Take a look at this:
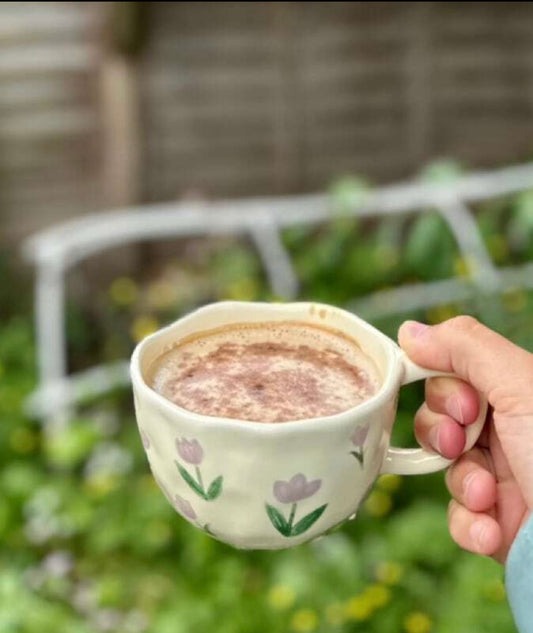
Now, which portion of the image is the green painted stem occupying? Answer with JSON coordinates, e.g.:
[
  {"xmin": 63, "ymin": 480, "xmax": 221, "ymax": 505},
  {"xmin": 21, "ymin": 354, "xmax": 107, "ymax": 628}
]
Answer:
[
  {"xmin": 195, "ymin": 466, "xmax": 204, "ymax": 493},
  {"xmin": 288, "ymin": 503, "xmax": 297, "ymax": 528}
]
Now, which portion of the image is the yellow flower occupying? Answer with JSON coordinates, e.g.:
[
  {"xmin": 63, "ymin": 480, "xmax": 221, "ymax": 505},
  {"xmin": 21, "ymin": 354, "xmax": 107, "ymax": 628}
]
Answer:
[
  {"xmin": 377, "ymin": 246, "xmax": 400, "ymax": 271},
  {"xmin": 425, "ymin": 304, "xmax": 459, "ymax": 325},
  {"xmin": 136, "ymin": 573, "xmax": 173, "ymax": 608},
  {"xmin": 404, "ymin": 611, "xmax": 432, "ymax": 633},
  {"xmin": 109, "ymin": 277, "xmax": 139, "ymax": 306},
  {"xmin": 267, "ymin": 585, "xmax": 295, "ymax": 610},
  {"xmin": 146, "ymin": 280, "xmax": 178, "ymax": 310},
  {"xmin": 325, "ymin": 602, "xmax": 345, "ymax": 626},
  {"xmin": 140, "ymin": 474, "xmax": 159, "ymax": 493},
  {"xmin": 10, "ymin": 428, "xmax": 38, "ymax": 454},
  {"xmin": 483, "ymin": 579, "xmax": 506, "ymax": 602},
  {"xmin": 502, "ymin": 288, "xmax": 528, "ymax": 313},
  {"xmin": 145, "ymin": 520, "xmax": 172, "ymax": 547},
  {"xmin": 453, "ymin": 256, "xmax": 473, "ymax": 278},
  {"xmin": 130, "ymin": 316, "xmax": 160, "ymax": 343},
  {"xmin": 377, "ymin": 473, "xmax": 402, "ymax": 492},
  {"xmin": 84, "ymin": 474, "xmax": 119, "ymax": 497},
  {"xmin": 363, "ymin": 490, "xmax": 392, "ymax": 518},
  {"xmin": 266, "ymin": 294, "xmax": 285, "ymax": 303},
  {"xmin": 290, "ymin": 608, "xmax": 318, "ymax": 632},
  {"xmin": 223, "ymin": 278, "xmax": 259, "ymax": 301},
  {"xmin": 487, "ymin": 234, "xmax": 508, "ymax": 263},
  {"xmin": 375, "ymin": 561, "xmax": 403, "ymax": 585},
  {"xmin": 363, "ymin": 584, "xmax": 391, "ymax": 608},
  {"xmin": 345, "ymin": 595, "xmax": 374, "ymax": 621}
]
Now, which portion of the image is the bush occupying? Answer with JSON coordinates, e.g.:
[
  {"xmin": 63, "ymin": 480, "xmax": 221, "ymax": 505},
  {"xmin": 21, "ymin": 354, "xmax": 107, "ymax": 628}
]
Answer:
[{"xmin": 2, "ymin": 164, "xmax": 532, "ymax": 632}]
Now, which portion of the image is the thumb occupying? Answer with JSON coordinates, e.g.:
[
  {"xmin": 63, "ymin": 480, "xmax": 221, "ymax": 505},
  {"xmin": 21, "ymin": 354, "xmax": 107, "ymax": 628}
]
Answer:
[{"xmin": 398, "ymin": 316, "xmax": 533, "ymax": 409}]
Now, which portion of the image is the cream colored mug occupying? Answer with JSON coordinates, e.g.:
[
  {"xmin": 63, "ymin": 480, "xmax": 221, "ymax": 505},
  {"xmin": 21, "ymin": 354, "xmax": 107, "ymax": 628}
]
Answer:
[{"xmin": 131, "ymin": 302, "xmax": 486, "ymax": 550}]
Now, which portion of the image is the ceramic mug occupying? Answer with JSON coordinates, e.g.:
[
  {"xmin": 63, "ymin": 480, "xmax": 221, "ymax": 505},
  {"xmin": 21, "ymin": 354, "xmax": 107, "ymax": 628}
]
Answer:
[{"xmin": 131, "ymin": 301, "xmax": 486, "ymax": 550}]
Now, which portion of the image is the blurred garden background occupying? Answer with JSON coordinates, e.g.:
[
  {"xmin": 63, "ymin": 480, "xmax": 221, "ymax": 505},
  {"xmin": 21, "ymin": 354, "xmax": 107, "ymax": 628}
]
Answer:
[{"xmin": 3, "ymin": 2, "xmax": 533, "ymax": 632}]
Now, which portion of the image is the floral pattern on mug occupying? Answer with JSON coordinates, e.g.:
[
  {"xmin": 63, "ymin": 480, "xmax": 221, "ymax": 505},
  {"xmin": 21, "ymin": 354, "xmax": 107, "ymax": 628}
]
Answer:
[
  {"xmin": 176, "ymin": 438, "xmax": 203, "ymax": 464},
  {"xmin": 350, "ymin": 424, "xmax": 369, "ymax": 467},
  {"xmin": 175, "ymin": 437, "xmax": 223, "ymax": 501},
  {"xmin": 265, "ymin": 473, "xmax": 327, "ymax": 537},
  {"xmin": 174, "ymin": 494, "xmax": 197, "ymax": 520},
  {"xmin": 139, "ymin": 429, "xmax": 150, "ymax": 450},
  {"xmin": 155, "ymin": 477, "xmax": 213, "ymax": 534}
]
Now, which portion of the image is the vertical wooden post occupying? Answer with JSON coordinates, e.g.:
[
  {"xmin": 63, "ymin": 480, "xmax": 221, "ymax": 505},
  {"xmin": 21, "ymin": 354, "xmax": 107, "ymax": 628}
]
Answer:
[
  {"xmin": 101, "ymin": 55, "xmax": 141, "ymax": 207},
  {"xmin": 272, "ymin": 2, "xmax": 303, "ymax": 194},
  {"xmin": 100, "ymin": 2, "xmax": 147, "ymax": 207},
  {"xmin": 405, "ymin": 3, "xmax": 433, "ymax": 170}
]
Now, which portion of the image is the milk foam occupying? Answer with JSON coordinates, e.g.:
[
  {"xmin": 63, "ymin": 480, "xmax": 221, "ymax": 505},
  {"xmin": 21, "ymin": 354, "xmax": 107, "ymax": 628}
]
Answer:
[{"xmin": 150, "ymin": 321, "xmax": 382, "ymax": 423}]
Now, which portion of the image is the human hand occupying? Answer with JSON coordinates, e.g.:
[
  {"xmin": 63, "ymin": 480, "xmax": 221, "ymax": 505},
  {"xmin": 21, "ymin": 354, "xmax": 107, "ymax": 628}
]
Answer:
[{"xmin": 398, "ymin": 316, "xmax": 533, "ymax": 563}]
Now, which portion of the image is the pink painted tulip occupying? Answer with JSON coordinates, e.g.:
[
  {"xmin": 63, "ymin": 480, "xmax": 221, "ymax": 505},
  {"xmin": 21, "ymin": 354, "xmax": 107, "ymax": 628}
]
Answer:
[
  {"xmin": 155, "ymin": 478, "xmax": 198, "ymax": 521},
  {"xmin": 155, "ymin": 477, "xmax": 172, "ymax": 502},
  {"xmin": 351, "ymin": 425, "xmax": 369, "ymax": 448},
  {"xmin": 140, "ymin": 429, "xmax": 150, "ymax": 450},
  {"xmin": 176, "ymin": 438, "xmax": 204, "ymax": 465},
  {"xmin": 174, "ymin": 495, "xmax": 197, "ymax": 520},
  {"xmin": 273, "ymin": 473, "xmax": 321, "ymax": 504}
]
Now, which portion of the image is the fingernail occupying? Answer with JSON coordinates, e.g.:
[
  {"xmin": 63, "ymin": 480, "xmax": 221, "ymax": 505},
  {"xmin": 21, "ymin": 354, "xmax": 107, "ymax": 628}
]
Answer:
[
  {"xmin": 403, "ymin": 320, "xmax": 429, "ymax": 339},
  {"xmin": 446, "ymin": 395, "xmax": 464, "ymax": 425},
  {"xmin": 470, "ymin": 521, "xmax": 487, "ymax": 550},
  {"xmin": 429, "ymin": 426, "xmax": 441, "ymax": 453},
  {"xmin": 462, "ymin": 471, "xmax": 477, "ymax": 502}
]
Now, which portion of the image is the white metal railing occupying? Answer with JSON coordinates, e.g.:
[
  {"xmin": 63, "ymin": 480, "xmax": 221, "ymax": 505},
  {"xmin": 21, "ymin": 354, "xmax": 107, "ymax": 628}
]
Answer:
[{"xmin": 22, "ymin": 162, "xmax": 533, "ymax": 423}]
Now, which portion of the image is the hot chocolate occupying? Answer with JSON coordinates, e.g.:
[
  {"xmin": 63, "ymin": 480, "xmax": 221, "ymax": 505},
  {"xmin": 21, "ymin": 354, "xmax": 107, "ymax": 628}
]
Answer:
[{"xmin": 149, "ymin": 321, "xmax": 381, "ymax": 423}]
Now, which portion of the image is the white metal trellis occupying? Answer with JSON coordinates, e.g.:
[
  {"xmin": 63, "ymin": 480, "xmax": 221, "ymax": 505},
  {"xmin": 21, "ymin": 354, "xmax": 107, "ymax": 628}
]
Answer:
[{"xmin": 22, "ymin": 162, "xmax": 533, "ymax": 423}]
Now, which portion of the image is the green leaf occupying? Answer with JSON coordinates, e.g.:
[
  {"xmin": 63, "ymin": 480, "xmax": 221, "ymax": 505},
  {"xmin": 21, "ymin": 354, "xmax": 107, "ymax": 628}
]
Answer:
[
  {"xmin": 206, "ymin": 475, "xmax": 223, "ymax": 501},
  {"xmin": 419, "ymin": 159, "xmax": 463, "ymax": 184},
  {"xmin": 508, "ymin": 189, "xmax": 533, "ymax": 250},
  {"xmin": 350, "ymin": 450, "xmax": 364, "ymax": 467},
  {"xmin": 265, "ymin": 504, "xmax": 291, "ymax": 536},
  {"xmin": 290, "ymin": 504, "xmax": 328, "ymax": 537},
  {"xmin": 330, "ymin": 176, "xmax": 371, "ymax": 214},
  {"xmin": 175, "ymin": 461, "xmax": 206, "ymax": 500},
  {"xmin": 404, "ymin": 213, "xmax": 457, "ymax": 280}
]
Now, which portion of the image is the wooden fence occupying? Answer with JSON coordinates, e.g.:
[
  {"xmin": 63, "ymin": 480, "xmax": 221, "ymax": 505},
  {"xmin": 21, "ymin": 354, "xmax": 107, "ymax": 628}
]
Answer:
[{"xmin": 2, "ymin": 2, "xmax": 533, "ymax": 241}]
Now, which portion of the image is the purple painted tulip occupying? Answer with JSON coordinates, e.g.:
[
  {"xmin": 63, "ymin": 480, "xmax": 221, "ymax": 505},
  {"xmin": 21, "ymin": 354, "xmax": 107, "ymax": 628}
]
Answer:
[
  {"xmin": 273, "ymin": 473, "xmax": 321, "ymax": 504},
  {"xmin": 351, "ymin": 425, "xmax": 369, "ymax": 448},
  {"xmin": 176, "ymin": 438, "xmax": 204, "ymax": 465},
  {"xmin": 155, "ymin": 477, "xmax": 172, "ymax": 503},
  {"xmin": 174, "ymin": 495, "xmax": 197, "ymax": 520},
  {"xmin": 155, "ymin": 478, "xmax": 198, "ymax": 520},
  {"xmin": 140, "ymin": 429, "xmax": 150, "ymax": 450}
]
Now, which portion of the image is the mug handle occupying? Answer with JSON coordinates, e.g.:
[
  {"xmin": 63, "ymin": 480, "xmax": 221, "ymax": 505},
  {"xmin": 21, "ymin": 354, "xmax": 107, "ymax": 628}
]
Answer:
[{"xmin": 380, "ymin": 352, "xmax": 488, "ymax": 475}]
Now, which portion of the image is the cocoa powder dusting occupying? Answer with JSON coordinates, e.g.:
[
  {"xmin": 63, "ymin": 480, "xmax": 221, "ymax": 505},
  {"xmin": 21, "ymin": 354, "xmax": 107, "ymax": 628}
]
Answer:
[{"xmin": 150, "ymin": 322, "xmax": 381, "ymax": 423}]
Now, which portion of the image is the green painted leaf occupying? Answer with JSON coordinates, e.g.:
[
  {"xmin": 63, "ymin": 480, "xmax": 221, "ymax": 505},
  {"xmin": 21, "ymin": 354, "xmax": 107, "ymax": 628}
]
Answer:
[
  {"xmin": 175, "ymin": 461, "xmax": 206, "ymax": 499},
  {"xmin": 206, "ymin": 475, "xmax": 223, "ymax": 500},
  {"xmin": 350, "ymin": 450, "xmax": 364, "ymax": 467},
  {"xmin": 290, "ymin": 504, "xmax": 327, "ymax": 537},
  {"xmin": 265, "ymin": 503, "xmax": 291, "ymax": 536}
]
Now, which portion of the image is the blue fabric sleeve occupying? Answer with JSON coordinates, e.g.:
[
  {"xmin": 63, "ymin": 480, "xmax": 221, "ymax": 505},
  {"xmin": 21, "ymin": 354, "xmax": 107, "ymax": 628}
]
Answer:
[{"xmin": 506, "ymin": 512, "xmax": 533, "ymax": 633}]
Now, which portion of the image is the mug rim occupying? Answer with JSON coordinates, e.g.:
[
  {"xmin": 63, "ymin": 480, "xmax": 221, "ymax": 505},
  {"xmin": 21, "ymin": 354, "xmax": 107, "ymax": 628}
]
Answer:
[{"xmin": 130, "ymin": 301, "xmax": 402, "ymax": 434}]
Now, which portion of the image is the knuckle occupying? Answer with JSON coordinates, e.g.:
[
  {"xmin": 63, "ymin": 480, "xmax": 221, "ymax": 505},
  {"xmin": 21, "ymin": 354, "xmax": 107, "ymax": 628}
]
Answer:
[
  {"xmin": 424, "ymin": 376, "xmax": 440, "ymax": 396},
  {"xmin": 446, "ymin": 315, "xmax": 480, "ymax": 334},
  {"xmin": 447, "ymin": 501, "xmax": 465, "ymax": 542},
  {"xmin": 444, "ymin": 466, "xmax": 453, "ymax": 491},
  {"xmin": 447, "ymin": 499, "xmax": 458, "ymax": 522},
  {"xmin": 445, "ymin": 461, "xmax": 460, "ymax": 493},
  {"xmin": 425, "ymin": 376, "xmax": 461, "ymax": 400},
  {"xmin": 413, "ymin": 405, "xmax": 428, "ymax": 432}
]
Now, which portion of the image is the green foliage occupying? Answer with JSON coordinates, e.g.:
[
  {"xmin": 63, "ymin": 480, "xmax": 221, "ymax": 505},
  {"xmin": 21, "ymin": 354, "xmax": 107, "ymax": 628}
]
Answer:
[
  {"xmin": 2, "ymin": 165, "xmax": 533, "ymax": 632},
  {"xmin": 404, "ymin": 213, "xmax": 457, "ymax": 280}
]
